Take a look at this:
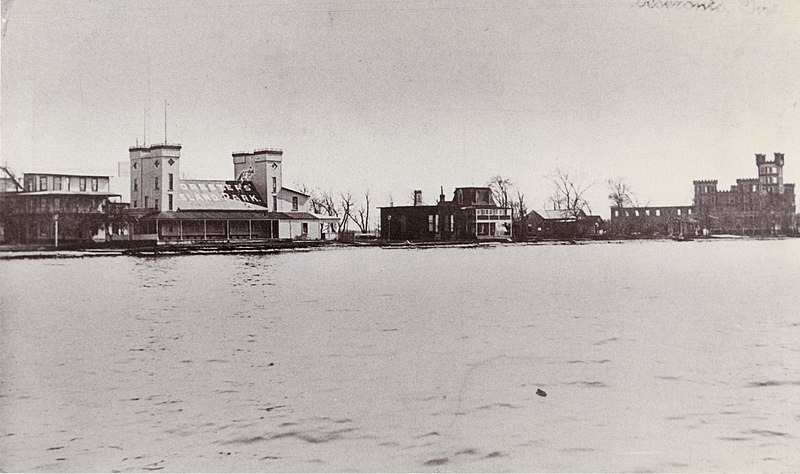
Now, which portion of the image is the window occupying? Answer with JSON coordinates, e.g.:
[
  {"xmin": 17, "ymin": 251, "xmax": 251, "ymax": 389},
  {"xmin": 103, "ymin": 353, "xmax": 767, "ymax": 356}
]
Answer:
[
  {"xmin": 677, "ymin": 208, "xmax": 682, "ymax": 216},
  {"xmin": 450, "ymin": 215, "xmax": 454, "ymax": 232},
  {"xmin": 168, "ymin": 194, "xmax": 173, "ymax": 211},
  {"xmin": 144, "ymin": 196, "xmax": 149, "ymax": 207},
  {"xmin": 655, "ymin": 209, "xmax": 661, "ymax": 217},
  {"xmin": 634, "ymin": 210, "xmax": 639, "ymax": 217},
  {"xmin": 154, "ymin": 177, "xmax": 159, "ymax": 190},
  {"xmin": 428, "ymin": 215, "xmax": 435, "ymax": 232},
  {"xmin": 292, "ymin": 196, "xmax": 298, "ymax": 211},
  {"xmin": 272, "ymin": 177, "xmax": 277, "ymax": 193},
  {"xmin": 168, "ymin": 173, "xmax": 174, "ymax": 191},
  {"xmin": 273, "ymin": 196, "xmax": 277, "ymax": 211},
  {"xmin": 54, "ymin": 177, "xmax": 62, "ymax": 191},
  {"xmin": 39, "ymin": 176, "xmax": 47, "ymax": 191},
  {"xmin": 154, "ymin": 198, "xmax": 159, "ymax": 209},
  {"xmin": 613, "ymin": 210, "xmax": 619, "ymax": 217},
  {"xmin": 688, "ymin": 208, "xmax": 692, "ymax": 214},
  {"xmin": 79, "ymin": 178, "xmax": 86, "ymax": 191},
  {"xmin": 133, "ymin": 179, "xmax": 138, "ymax": 191},
  {"xmin": 302, "ymin": 223, "xmax": 308, "ymax": 235},
  {"xmin": 645, "ymin": 209, "xmax": 650, "ymax": 216},
  {"xmin": 134, "ymin": 200, "xmax": 138, "ymax": 208}
]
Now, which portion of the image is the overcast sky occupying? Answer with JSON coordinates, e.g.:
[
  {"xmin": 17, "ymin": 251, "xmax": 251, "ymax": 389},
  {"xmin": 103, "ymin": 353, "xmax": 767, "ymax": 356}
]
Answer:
[{"xmin": 2, "ymin": 0, "xmax": 799, "ymax": 216}]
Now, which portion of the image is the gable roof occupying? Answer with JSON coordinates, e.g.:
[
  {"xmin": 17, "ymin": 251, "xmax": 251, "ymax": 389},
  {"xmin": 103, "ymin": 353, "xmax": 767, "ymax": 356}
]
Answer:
[
  {"xmin": 279, "ymin": 186, "xmax": 310, "ymax": 197},
  {"xmin": 529, "ymin": 209, "xmax": 593, "ymax": 220}
]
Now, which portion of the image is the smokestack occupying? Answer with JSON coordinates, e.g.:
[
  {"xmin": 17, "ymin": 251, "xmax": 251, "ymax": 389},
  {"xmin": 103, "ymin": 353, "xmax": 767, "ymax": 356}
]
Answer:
[{"xmin": 414, "ymin": 190, "xmax": 423, "ymax": 206}]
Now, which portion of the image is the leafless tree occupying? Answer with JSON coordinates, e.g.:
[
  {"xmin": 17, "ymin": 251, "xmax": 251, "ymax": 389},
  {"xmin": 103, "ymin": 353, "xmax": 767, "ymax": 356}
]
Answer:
[
  {"xmin": 488, "ymin": 175, "xmax": 513, "ymax": 207},
  {"xmin": 319, "ymin": 190, "xmax": 341, "ymax": 232},
  {"xmin": 546, "ymin": 168, "xmax": 594, "ymax": 217},
  {"xmin": 607, "ymin": 177, "xmax": 637, "ymax": 208},
  {"xmin": 299, "ymin": 184, "xmax": 324, "ymax": 214},
  {"xmin": 339, "ymin": 191, "xmax": 355, "ymax": 232},
  {"xmin": 512, "ymin": 187, "xmax": 528, "ymax": 240},
  {"xmin": 350, "ymin": 190, "xmax": 371, "ymax": 233}
]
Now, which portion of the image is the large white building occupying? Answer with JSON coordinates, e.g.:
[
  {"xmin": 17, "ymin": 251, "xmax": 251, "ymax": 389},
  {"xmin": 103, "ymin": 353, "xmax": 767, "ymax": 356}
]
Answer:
[{"xmin": 128, "ymin": 143, "xmax": 337, "ymax": 241}]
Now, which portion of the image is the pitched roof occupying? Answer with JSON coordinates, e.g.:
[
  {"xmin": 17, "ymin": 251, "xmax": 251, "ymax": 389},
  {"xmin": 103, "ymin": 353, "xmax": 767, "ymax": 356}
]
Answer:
[
  {"xmin": 139, "ymin": 210, "xmax": 333, "ymax": 221},
  {"xmin": 279, "ymin": 186, "xmax": 311, "ymax": 197},
  {"xmin": 177, "ymin": 179, "xmax": 267, "ymax": 211}
]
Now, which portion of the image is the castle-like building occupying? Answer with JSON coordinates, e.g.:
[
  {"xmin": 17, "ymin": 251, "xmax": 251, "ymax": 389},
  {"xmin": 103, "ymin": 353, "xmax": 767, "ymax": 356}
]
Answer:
[
  {"xmin": 610, "ymin": 152, "xmax": 797, "ymax": 237},
  {"xmin": 692, "ymin": 153, "xmax": 795, "ymax": 235}
]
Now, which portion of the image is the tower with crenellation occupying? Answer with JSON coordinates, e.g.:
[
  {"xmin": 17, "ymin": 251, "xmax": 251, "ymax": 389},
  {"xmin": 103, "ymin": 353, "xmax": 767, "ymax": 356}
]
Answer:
[
  {"xmin": 756, "ymin": 152, "xmax": 785, "ymax": 194},
  {"xmin": 129, "ymin": 143, "xmax": 181, "ymax": 212},
  {"xmin": 231, "ymin": 148, "xmax": 283, "ymax": 212}
]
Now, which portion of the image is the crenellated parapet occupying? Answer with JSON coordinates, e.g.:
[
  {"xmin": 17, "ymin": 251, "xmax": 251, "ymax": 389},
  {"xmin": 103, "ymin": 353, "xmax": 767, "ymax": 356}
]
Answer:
[{"xmin": 693, "ymin": 180, "xmax": 718, "ymax": 194}]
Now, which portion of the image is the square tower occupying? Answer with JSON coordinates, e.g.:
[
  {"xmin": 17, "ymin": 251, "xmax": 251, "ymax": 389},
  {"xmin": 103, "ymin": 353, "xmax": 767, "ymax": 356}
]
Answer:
[
  {"xmin": 232, "ymin": 148, "xmax": 283, "ymax": 211},
  {"xmin": 129, "ymin": 144, "xmax": 181, "ymax": 211},
  {"xmin": 756, "ymin": 152, "xmax": 784, "ymax": 193}
]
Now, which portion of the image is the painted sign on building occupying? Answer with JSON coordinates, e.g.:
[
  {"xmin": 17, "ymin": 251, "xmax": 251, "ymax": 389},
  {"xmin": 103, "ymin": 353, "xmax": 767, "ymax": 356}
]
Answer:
[{"xmin": 178, "ymin": 180, "xmax": 267, "ymax": 210}]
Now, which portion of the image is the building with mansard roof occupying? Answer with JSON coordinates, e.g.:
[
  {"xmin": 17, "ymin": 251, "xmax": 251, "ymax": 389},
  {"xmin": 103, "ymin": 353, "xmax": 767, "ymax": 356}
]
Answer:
[{"xmin": 379, "ymin": 187, "xmax": 512, "ymax": 241}]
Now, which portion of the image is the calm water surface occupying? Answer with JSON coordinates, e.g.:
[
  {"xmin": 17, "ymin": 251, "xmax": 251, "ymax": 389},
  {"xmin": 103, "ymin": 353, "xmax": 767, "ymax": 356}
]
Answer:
[{"xmin": 1, "ymin": 240, "xmax": 799, "ymax": 472}]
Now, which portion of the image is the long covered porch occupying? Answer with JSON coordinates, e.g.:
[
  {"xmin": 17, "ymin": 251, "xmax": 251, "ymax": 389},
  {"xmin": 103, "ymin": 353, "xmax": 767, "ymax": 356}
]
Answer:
[{"xmin": 133, "ymin": 211, "xmax": 335, "ymax": 242}]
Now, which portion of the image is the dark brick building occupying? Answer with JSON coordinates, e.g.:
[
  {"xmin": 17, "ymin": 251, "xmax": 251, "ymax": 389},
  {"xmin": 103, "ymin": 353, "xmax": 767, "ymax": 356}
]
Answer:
[
  {"xmin": 609, "ymin": 205, "xmax": 698, "ymax": 238},
  {"xmin": 693, "ymin": 153, "xmax": 796, "ymax": 235},
  {"xmin": 609, "ymin": 152, "xmax": 796, "ymax": 237},
  {"xmin": 525, "ymin": 209, "xmax": 603, "ymax": 239},
  {"xmin": 380, "ymin": 187, "xmax": 512, "ymax": 241}
]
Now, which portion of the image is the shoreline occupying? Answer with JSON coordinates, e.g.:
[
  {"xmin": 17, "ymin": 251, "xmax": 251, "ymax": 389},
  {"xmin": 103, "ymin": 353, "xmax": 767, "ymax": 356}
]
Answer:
[{"xmin": 0, "ymin": 235, "xmax": 794, "ymax": 260}]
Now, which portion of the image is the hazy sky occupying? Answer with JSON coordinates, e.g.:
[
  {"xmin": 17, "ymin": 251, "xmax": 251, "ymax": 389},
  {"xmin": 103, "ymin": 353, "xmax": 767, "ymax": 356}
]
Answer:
[{"xmin": 2, "ymin": 0, "xmax": 799, "ymax": 216}]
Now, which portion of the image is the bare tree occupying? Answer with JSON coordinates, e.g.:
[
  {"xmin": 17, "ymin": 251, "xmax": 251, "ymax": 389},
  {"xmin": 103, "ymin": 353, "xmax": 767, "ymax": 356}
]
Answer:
[
  {"xmin": 339, "ymin": 191, "xmax": 355, "ymax": 232},
  {"xmin": 350, "ymin": 190, "xmax": 371, "ymax": 233},
  {"xmin": 512, "ymin": 187, "xmax": 527, "ymax": 240},
  {"xmin": 319, "ymin": 190, "xmax": 341, "ymax": 232},
  {"xmin": 607, "ymin": 177, "xmax": 637, "ymax": 208},
  {"xmin": 547, "ymin": 168, "xmax": 594, "ymax": 217},
  {"xmin": 299, "ymin": 184, "xmax": 325, "ymax": 214},
  {"xmin": 488, "ymin": 175, "xmax": 513, "ymax": 207}
]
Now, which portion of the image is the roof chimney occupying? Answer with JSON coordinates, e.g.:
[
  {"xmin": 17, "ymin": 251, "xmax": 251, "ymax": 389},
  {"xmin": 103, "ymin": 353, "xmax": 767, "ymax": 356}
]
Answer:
[{"xmin": 414, "ymin": 190, "xmax": 423, "ymax": 206}]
